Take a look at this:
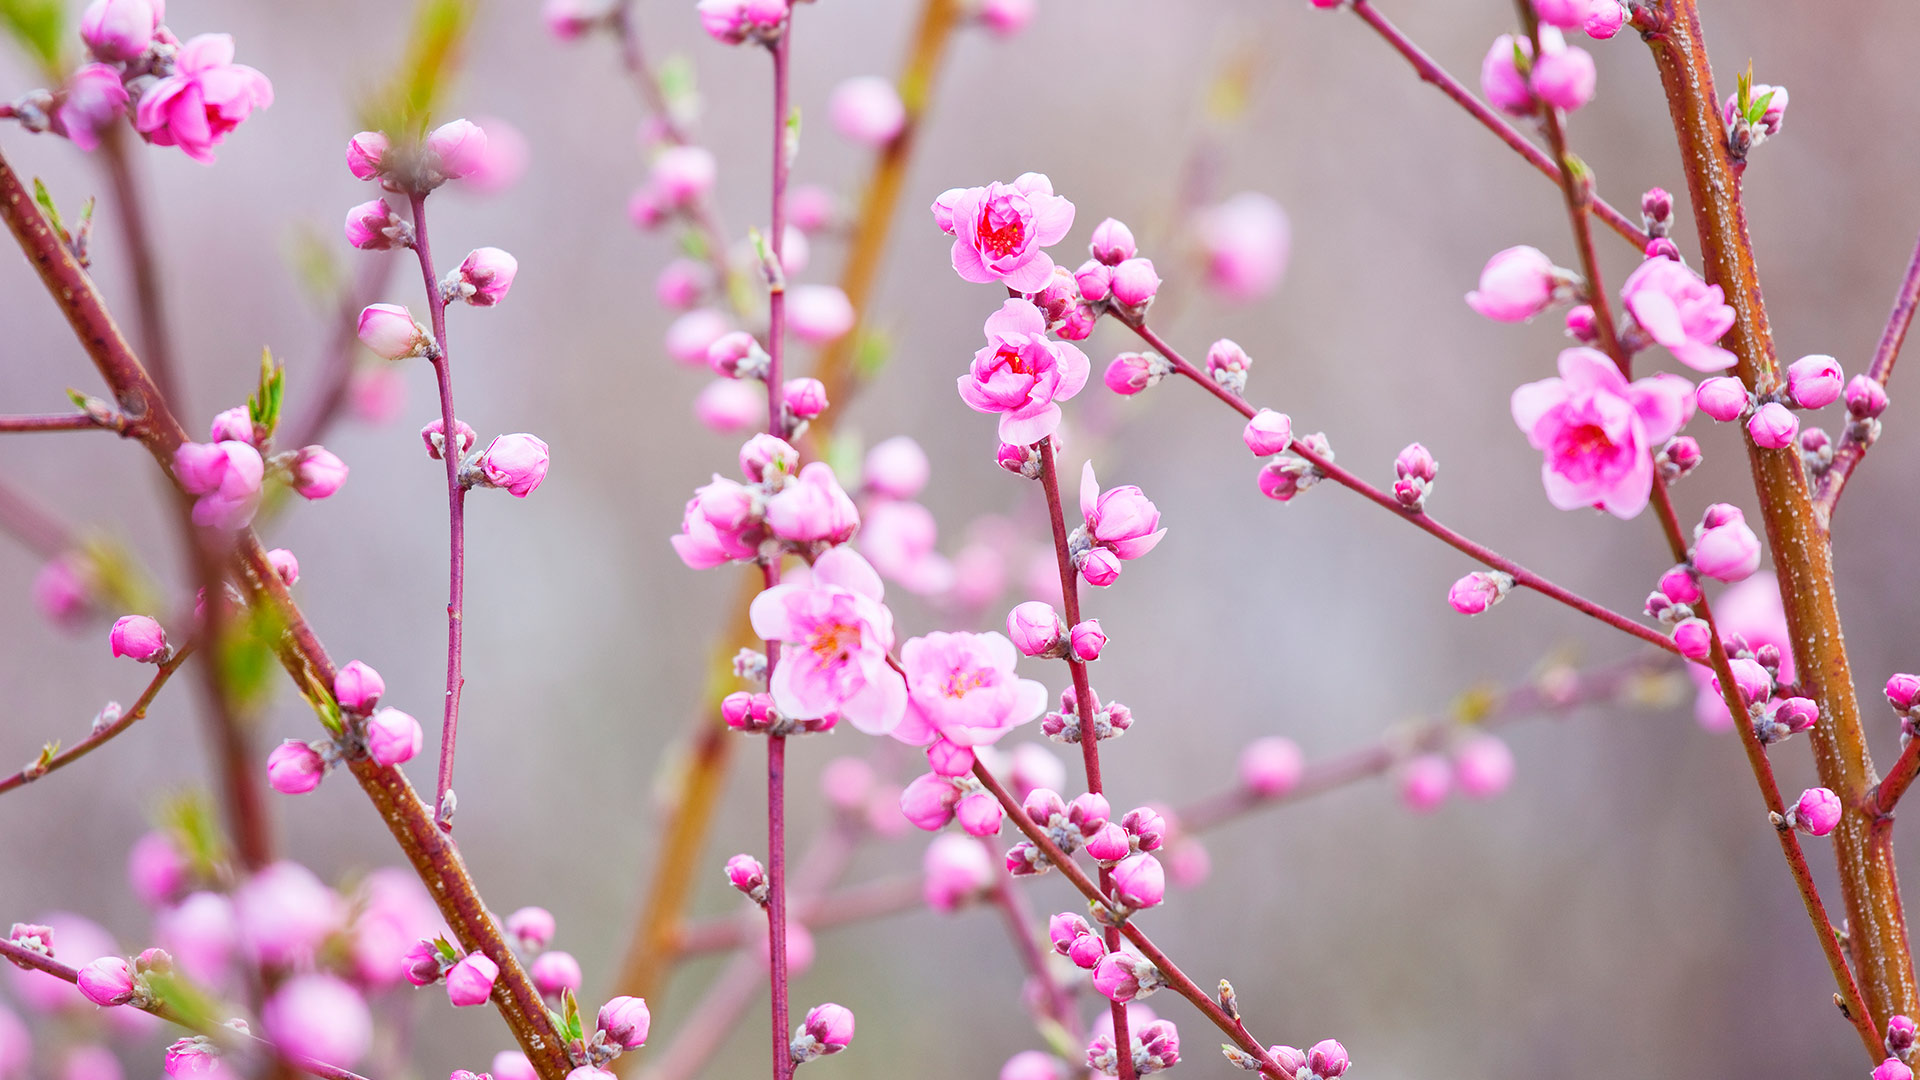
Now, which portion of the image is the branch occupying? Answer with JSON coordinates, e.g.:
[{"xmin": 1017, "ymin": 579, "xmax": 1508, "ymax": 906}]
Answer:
[
  {"xmin": 0, "ymin": 643, "xmax": 194, "ymax": 796},
  {"xmin": 1811, "ymin": 225, "xmax": 1920, "ymax": 529},
  {"xmin": 0, "ymin": 938, "xmax": 370, "ymax": 1080},
  {"xmin": 0, "ymin": 412, "xmax": 124, "ymax": 433}
]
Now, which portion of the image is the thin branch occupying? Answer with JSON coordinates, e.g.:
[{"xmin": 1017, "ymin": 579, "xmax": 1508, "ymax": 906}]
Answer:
[
  {"xmin": 1812, "ymin": 226, "xmax": 1920, "ymax": 529},
  {"xmin": 0, "ymin": 412, "xmax": 123, "ymax": 433},
  {"xmin": 0, "ymin": 643, "xmax": 194, "ymax": 795},
  {"xmin": 0, "ymin": 938, "xmax": 370, "ymax": 1080}
]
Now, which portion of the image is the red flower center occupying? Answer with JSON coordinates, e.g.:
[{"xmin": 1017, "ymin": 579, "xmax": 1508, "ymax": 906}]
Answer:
[{"xmin": 977, "ymin": 206, "xmax": 1027, "ymax": 260}]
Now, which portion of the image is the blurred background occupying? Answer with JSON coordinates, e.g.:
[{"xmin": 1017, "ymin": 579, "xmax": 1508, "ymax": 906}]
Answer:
[{"xmin": 5, "ymin": 0, "xmax": 1920, "ymax": 1077}]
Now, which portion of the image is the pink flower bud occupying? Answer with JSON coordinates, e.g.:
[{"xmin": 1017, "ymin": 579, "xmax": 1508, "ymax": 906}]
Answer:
[
  {"xmin": 956, "ymin": 792, "xmax": 1004, "ymax": 837},
  {"xmin": 345, "ymin": 131, "xmax": 388, "ymax": 181},
  {"xmin": 1243, "ymin": 410, "xmax": 1293, "ymax": 455},
  {"xmin": 1120, "ymin": 805, "xmax": 1166, "ymax": 851},
  {"xmin": 900, "ymin": 772, "xmax": 960, "ymax": 831},
  {"xmin": 726, "ymin": 853, "xmax": 767, "ymax": 898},
  {"xmin": 1747, "ymin": 401, "xmax": 1799, "ymax": 449},
  {"xmin": 1718, "ymin": 656, "xmax": 1774, "ymax": 706},
  {"xmin": 493, "ymin": 1053, "xmax": 538, "ymax": 1080},
  {"xmin": 207, "ymin": 406, "xmax": 253, "ymax": 446},
  {"xmin": 1887, "ymin": 674, "xmax": 1920, "ymax": 713},
  {"xmin": 81, "ymin": 0, "xmax": 161, "ymax": 60},
  {"xmin": 828, "ymin": 76, "xmax": 905, "ymax": 145},
  {"xmin": 923, "ymin": 738, "xmax": 974, "ymax": 778},
  {"xmin": 782, "ymin": 377, "xmax": 829, "ymax": 420},
  {"xmin": 1562, "ymin": 303, "xmax": 1598, "ymax": 343},
  {"xmin": 1447, "ymin": 571, "xmax": 1510, "ymax": 615},
  {"xmin": 1530, "ymin": 43, "xmax": 1596, "ymax": 111},
  {"xmin": 856, "ymin": 438, "xmax": 928, "ymax": 503},
  {"xmin": 765, "ymin": 462, "xmax": 860, "ymax": 544},
  {"xmin": 1079, "ymin": 548, "xmax": 1122, "ymax": 588},
  {"xmin": 76, "ymin": 957, "xmax": 135, "ymax": 1007},
  {"xmin": 1092, "ymin": 952, "xmax": 1148, "ymax": 1002},
  {"xmin": 263, "ymin": 547, "xmax": 300, "ymax": 588},
  {"xmin": 923, "ymin": 834, "xmax": 995, "ymax": 912},
  {"xmin": 333, "ymin": 661, "xmax": 384, "ymax": 713},
  {"xmin": 454, "ymin": 247, "xmax": 517, "ymax": 307},
  {"xmin": 1585, "ymin": 1, "xmax": 1626, "ymax": 38},
  {"xmin": 1089, "ymin": 218, "xmax": 1136, "ymax": 266},
  {"xmin": 1465, "ymin": 245, "xmax": 1558, "ymax": 322},
  {"xmin": 530, "ymin": 950, "xmax": 580, "ymax": 998},
  {"xmin": 1655, "ymin": 566, "xmax": 1702, "ymax": 609},
  {"xmin": 1103, "ymin": 353, "xmax": 1162, "ymax": 396},
  {"xmin": 1481, "ymin": 34, "xmax": 1536, "ymax": 116},
  {"xmin": 787, "ymin": 285, "xmax": 857, "ymax": 344},
  {"xmin": 1271, "ymin": 1046, "xmax": 1309, "ymax": 1077},
  {"xmin": 1065, "ymin": 931, "xmax": 1107, "ymax": 970},
  {"xmin": 427, "ymin": 119, "xmax": 489, "ymax": 180},
  {"xmin": 479, "ymin": 434, "xmax": 550, "ymax": 497},
  {"xmin": 289, "ymin": 446, "xmax": 348, "ymax": 500},
  {"xmin": 364, "ymin": 707, "xmax": 422, "ymax": 767},
  {"xmin": 1875, "ymin": 1058, "xmax": 1915, "ymax": 1080},
  {"xmin": 403, "ymin": 940, "xmax": 444, "ymax": 987},
  {"xmin": 651, "ymin": 145, "xmax": 717, "ymax": 206},
  {"xmin": 598, "ymin": 995, "xmax": 651, "ymax": 1050},
  {"xmin": 358, "ymin": 303, "xmax": 428, "ymax": 360},
  {"xmin": 1782, "ymin": 354, "xmax": 1843, "ymax": 410},
  {"xmin": 739, "ymin": 433, "xmax": 799, "ymax": 483},
  {"xmin": 420, "ymin": 417, "xmax": 477, "ymax": 461},
  {"xmin": 1694, "ymin": 519, "xmax": 1761, "ymax": 582},
  {"xmin": 706, "ymin": 331, "xmax": 768, "ymax": 380},
  {"xmin": 1006, "ymin": 602, "xmax": 1066, "ymax": 658},
  {"xmin": 110, "ymin": 615, "xmax": 167, "ymax": 662},
  {"xmin": 1693, "ymin": 376, "xmax": 1748, "ymax": 423},
  {"xmin": 445, "ymin": 952, "xmax": 499, "ymax": 1007},
  {"xmin": 1071, "ymin": 259, "xmax": 1112, "ymax": 304},
  {"xmin": 1887, "ymin": 1015, "xmax": 1917, "ymax": 1055},
  {"xmin": 1109, "ymin": 258, "xmax": 1160, "ymax": 308},
  {"xmin": 1066, "ymin": 792, "xmax": 1110, "ymax": 837},
  {"xmin": 1081, "ymin": 821, "xmax": 1128, "ymax": 863},
  {"xmin": 1452, "ymin": 733, "xmax": 1514, "ymax": 798},
  {"xmin": 1238, "ymin": 736, "xmax": 1303, "ymax": 797},
  {"xmin": 1058, "ymin": 302, "xmax": 1098, "ymax": 341},
  {"xmin": 505, "ymin": 907, "xmax": 555, "ymax": 952},
  {"xmin": 127, "ymin": 832, "xmax": 184, "ymax": 906},
  {"xmin": 344, "ymin": 199, "xmax": 398, "ymax": 250},
  {"xmin": 697, "ymin": 0, "xmax": 790, "ymax": 45},
  {"xmin": 1673, "ymin": 617, "xmax": 1713, "ymax": 660},
  {"xmin": 1847, "ymin": 375, "xmax": 1889, "ymax": 419},
  {"xmin": 1111, "ymin": 852, "xmax": 1165, "ymax": 909},
  {"xmin": 798, "ymin": 1003, "xmax": 855, "ymax": 1058},
  {"xmin": 267, "ymin": 740, "xmax": 325, "ymax": 795},
  {"xmin": 1399, "ymin": 754, "xmax": 1451, "ymax": 813},
  {"xmin": 1790, "ymin": 786, "xmax": 1841, "ymax": 837},
  {"xmin": 654, "ymin": 258, "xmax": 706, "ymax": 310},
  {"xmin": 1068, "ymin": 620, "xmax": 1107, "ymax": 662},
  {"xmin": 263, "ymin": 975, "xmax": 370, "ymax": 1069},
  {"xmin": 1308, "ymin": 1039, "xmax": 1351, "ymax": 1079},
  {"xmin": 1774, "ymin": 696, "xmax": 1819, "ymax": 734},
  {"xmin": 1048, "ymin": 912, "xmax": 1090, "ymax": 955}
]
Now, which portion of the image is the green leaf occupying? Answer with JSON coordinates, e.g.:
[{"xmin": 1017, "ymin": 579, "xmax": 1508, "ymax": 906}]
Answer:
[
  {"xmin": 248, "ymin": 348, "xmax": 285, "ymax": 440},
  {"xmin": 218, "ymin": 604, "xmax": 283, "ymax": 711},
  {"xmin": 31, "ymin": 178, "xmax": 65, "ymax": 241},
  {"xmin": 160, "ymin": 791, "xmax": 231, "ymax": 878},
  {"xmin": 0, "ymin": 0, "xmax": 66, "ymax": 75},
  {"xmin": 559, "ymin": 988, "xmax": 585, "ymax": 1045},
  {"xmin": 144, "ymin": 971, "xmax": 227, "ymax": 1034},
  {"xmin": 1747, "ymin": 89, "xmax": 1775, "ymax": 127},
  {"xmin": 360, "ymin": 0, "xmax": 475, "ymax": 137}
]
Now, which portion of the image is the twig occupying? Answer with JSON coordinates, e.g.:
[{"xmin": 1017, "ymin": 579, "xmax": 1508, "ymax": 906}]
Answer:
[
  {"xmin": 0, "ymin": 643, "xmax": 194, "ymax": 795},
  {"xmin": 0, "ymin": 412, "xmax": 123, "ymax": 433},
  {"xmin": 1812, "ymin": 227, "xmax": 1920, "ymax": 529}
]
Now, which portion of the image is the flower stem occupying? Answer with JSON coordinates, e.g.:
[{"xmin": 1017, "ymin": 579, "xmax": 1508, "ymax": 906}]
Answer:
[{"xmin": 406, "ymin": 191, "xmax": 467, "ymax": 833}]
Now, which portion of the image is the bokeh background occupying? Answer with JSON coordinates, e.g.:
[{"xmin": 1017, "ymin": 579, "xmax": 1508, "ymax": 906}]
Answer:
[{"xmin": 5, "ymin": 1, "xmax": 1920, "ymax": 1077}]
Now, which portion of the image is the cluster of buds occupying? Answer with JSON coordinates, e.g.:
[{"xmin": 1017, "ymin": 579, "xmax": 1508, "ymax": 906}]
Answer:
[
  {"xmin": 1656, "ymin": 435, "xmax": 1703, "ymax": 482},
  {"xmin": 721, "ymin": 690, "xmax": 834, "ymax": 736},
  {"xmin": 1207, "ymin": 339, "xmax": 1253, "ymax": 397},
  {"xmin": 698, "ymin": 0, "xmax": 791, "ymax": 46},
  {"xmin": 789, "ymin": 1002, "xmax": 854, "ymax": 1065},
  {"xmin": 345, "ymin": 119, "xmax": 493, "ymax": 195},
  {"xmin": 1641, "ymin": 186, "xmax": 1673, "ymax": 239},
  {"xmin": 76, "ymin": 947, "xmax": 171, "ymax": 1009},
  {"xmin": 1041, "ymin": 685, "xmax": 1133, "ymax": 744},
  {"xmin": 1257, "ymin": 432, "xmax": 1331, "ymax": 503},
  {"xmin": 1690, "ymin": 504, "xmax": 1762, "ymax": 583},
  {"xmin": 1723, "ymin": 79, "xmax": 1788, "ymax": 160},
  {"xmin": 996, "ymin": 440, "xmax": 1044, "ymax": 479},
  {"xmin": 1888, "ymin": 674, "xmax": 1920, "ymax": 742},
  {"xmin": 1256, "ymin": 1039, "xmax": 1352, "ymax": 1080},
  {"xmin": 1049, "ymin": 912, "xmax": 1108, "ymax": 969},
  {"xmin": 1088, "ymin": 1016, "xmax": 1181, "ymax": 1077},
  {"xmin": 899, "ymin": 770, "xmax": 1002, "ymax": 836},
  {"xmin": 1644, "ymin": 564, "xmax": 1702, "ymax": 626},
  {"xmin": 674, "ymin": 436, "xmax": 860, "ymax": 568},
  {"xmin": 7, "ymin": 922, "xmax": 53, "ymax": 956},
  {"xmin": 1068, "ymin": 463, "xmax": 1167, "ymax": 588},
  {"xmin": 1017, "ymin": 787, "xmax": 1111, "ymax": 861},
  {"xmin": 1480, "ymin": 28, "xmax": 1599, "ymax": 118},
  {"xmin": 1063, "ymin": 218, "xmax": 1158, "ymax": 337},
  {"xmin": 403, "ymin": 938, "xmax": 500, "ymax": 1007},
  {"xmin": 1392, "ymin": 442, "xmax": 1437, "ymax": 510}
]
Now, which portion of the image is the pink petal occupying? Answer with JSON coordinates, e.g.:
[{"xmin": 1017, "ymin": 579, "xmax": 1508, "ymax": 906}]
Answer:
[
  {"xmin": 814, "ymin": 546, "xmax": 885, "ymax": 601},
  {"xmin": 840, "ymin": 667, "xmax": 907, "ymax": 735},
  {"xmin": 1510, "ymin": 378, "xmax": 1568, "ymax": 447},
  {"xmin": 1626, "ymin": 289, "xmax": 1685, "ymax": 346},
  {"xmin": 997, "ymin": 402, "xmax": 1061, "ymax": 446},
  {"xmin": 951, "ymin": 238, "xmax": 994, "ymax": 284},
  {"xmin": 1052, "ymin": 341, "xmax": 1091, "ymax": 400},
  {"xmin": 1028, "ymin": 194, "xmax": 1075, "ymax": 247},
  {"xmin": 984, "ymin": 298, "xmax": 1045, "ymax": 339},
  {"xmin": 748, "ymin": 585, "xmax": 805, "ymax": 642},
  {"xmin": 998, "ymin": 253, "xmax": 1056, "ymax": 293},
  {"xmin": 1080, "ymin": 460, "xmax": 1099, "ymax": 521}
]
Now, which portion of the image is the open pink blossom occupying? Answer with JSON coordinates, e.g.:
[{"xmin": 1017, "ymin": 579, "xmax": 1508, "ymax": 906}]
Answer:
[
  {"xmin": 749, "ymin": 547, "xmax": 907, "ymax": 734},
  {"xmin": 1620, "ymin": 257, "xmax": 1737, "ymax": 371},
  {"xmin": 765, "ymin": 462, "xmax": 859, "ymax": 545},
  {"xmin": 891, "ymin": 631, "xmax": 1047, "ymax": 748},
  {"xmin": 936, "ymin": 173, "xmax": 1075, "ymax": 292},
  {"xmin": 1080, "ymin": 461, "xmax": 1166, "ymax": 560},
  {"xmin": 134, "ymin": 34, "xmax": 273, "ymax": 164},
  {"xmin": 959, "ymin": 299, "xmax": 1091, "ymax": 445},
  {"xmin": 671, "ymin": 476, "xmax": 758, "ymax": 569},
  {"xmin": 1510, "ymin": 348, "xmax": 1695, "ymax": 518}
]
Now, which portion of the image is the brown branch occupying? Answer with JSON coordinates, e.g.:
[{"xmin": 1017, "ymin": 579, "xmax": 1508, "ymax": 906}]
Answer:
[
  {"xmin": 0, "ymin": 643, "xmax": 194, "ymax": 795},
  {"xmin": 1641, "ymin": 0, "xmax": 1917, "ymax": 1036},
  {"xmin": 0, "ymin": 141, "xmax": 572, "ymax": 1080}
]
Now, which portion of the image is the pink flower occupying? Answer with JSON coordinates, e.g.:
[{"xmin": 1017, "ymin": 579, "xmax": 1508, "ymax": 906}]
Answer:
[
  {"xmin": 749, "ymin": 547, "xmax": 907, "ymax": 734},
  {"xmin": 1243, "ymin": 410, "xmax": 1293, "ymax": 456},
  {"xmin": 1399, "ymin": 754, "xmax": 1451, "ymax": 812},
  {"xmin": 357, "ymin": 303, "xmax": 429, "ymax": 360},
  {"xmin": 1193, "ymin": 192, "xmax": 1290, "ymax": 302},
  {"xmin": 344, "ymin": 200, "xmax": 398, "ymax": 250},
  {"xmin": 333, "ymin": 661, "xmax": 384, "ymax": 713},
  {"xmin": 1089, "ymin": 218, "xmax": 1136, "ymax": 265},
  {"xmin": 1510, "ymin": 347, "xmax": 1695, "ymax": 518},
  {"xmin": 1695, "ymin": 376, "xmax": 1748, "ymax": 422},
  {"xmin": 266, "ymin": 741, "xmax": 325, "ymax": 795},
  {"xmin": 956, "ymin": 791, "xmax": 1002, "ymax": 836},
  {"xmin": 1848, "ymin": 375, "xmax": 1890, "ymax": 419},
  {"xmin": 766, "ymin": 462, "xmax": 860, "ymax": 545},
  {"xmin": 1070, "ymin": 620, "xmax": 1106, "ymax": 661},
  {"xmin": 56, "ymin": 64, "xmax": 130, "ymax": 152},
  {"xmin": 76, "ymin": 957, "xmax": 135, "ymax": 1007},
  {"xmin": 345, "ymin": 131, "xmax": 388, "ymax": 181},
  {"xmin": 173, "ymin": 440, "xmax": 265, "ymax": 529},
  {"xmin": 1452, "ymin": 733, "xmax": 1515, "ymax": 798},
  {"xmin": 155, "ymin": 892, "xmax": 238, "ymax": 989},
  {"xmin": 109, "ymin": 614, "xmax": 167, "ymax": 662},
  {"xmin": 234, "ymin": 862, "xmax": 343, "ymax": 969},
  {"xmin": 1465, "ymin": 246, "xmax": 1560, "ymax": 322},
  {"xmin": 262, "ymin": 975, "xmax": 370, "ymax": 1067},
  {"xmin": 697, "ymin": 0, "xmax": 789, "ymax": 45},
  {"xmin": 1787, "ymin": 354, "xmax": 1843, "ymax": 410},
  {"xmin": 829, "ymin": 76, "xmax": 905, "ymax": 145},
  {"xmin": 795, "ymin": 1003, "xmax": 855, "ymax": 1060},
  {"xmin": 445, "ymin": 952, "xmax": 499, "ymax": 1007},
  {"xmin": 1620, "ymin": 257, "xmax": 1737, "ymax": 371},
  {"xmin": 1480, "ymin": 34, "xmax": 1536, "ymax": 116},
  {"xmin": 959, "ymin": 299, "xmax": 1091, "ymax": 445},
  {"xmin": 530, "ymin": 950, "xmax": 580, "ymax": 997},
  {"xmin": 453, "ymin": 247, "xmax": 518, "ymax": 307},
  {"xmin": 1111, "ymin": 852, "xmax": 1165, "ymax": 909},
  {"xmin": 1693, "ymin": 511, "xmax": 1761, "ymax": 582},
  {"xmin": 1109, "ymin": 258, "xmax": 1160, "ymax": 308},
  {"xmin": 290, "ymin": 446, "xmax": 348, "ymax": 500},
  {"xmin": 164, "ymin": 1037, "xmax": 224, "ymax": 1077},
  {"xmin": 1789, "ymin": 787, "xmax": 1841, "ymax": 837},
  {"xmin": 134, "ymin": 34, "xmax": 273, "ymax": 164},
  {"xmin": 899, "ymin": 772, "xmax": 961, "ymax": 830},
  {"xmin": 1874, "ymin": 1059, "xmax": 1915, "ymax": 1080},
  {"xmin": 863, "ymin": 436, "xmax": 929, "ymax": 499},
  {"xmin": 922, "ymin": 834, "xmax": 994, "ymax": 913},
  {"xmin": 671, "ymin": 476, "xmax": 759, "ymax": 569},
  {"xmin": 598, "ymin": 996, "xmax": 651, "ymax": 1050},
  {"xmin": 1006, "ymin": 602, "xmax": 1066, "ymax": 657},
  {"xmin": 1747, "ymin": 401, "xmax": 1799, "ymax": 449},
  {"xmin": 937, "ymin": 173, "xmax": 1075, "ymax": 292},
  {"xmin": 480, "ymin": 434, "xmax": 550, "ymax": 497},
  {"xmin": 426, "ymin": 119, "xmax": 488, "ymax": 180},
  {"xmin": 80, "ymin": 0, "xmax": 160, "ymax": 61},
  {"xmin": 365, "ymin": 708, "xmax": 421, "ymax": 767},
  {"xmin": 1530, "ymin": 42, "xmax": 1596, "ymax": 111},
  {"xmin": 1308, "ymin": 1039, "xmax": 1351, "ymax": 1079},
  {"xmin": 1104, "ymin": 352, "xmax": 1165, "ymax": 396},
  {"xmin": 1080, "ymin": 461, "xmax": 1166, "ymax": 560},
  {"xmin": 1238, "ymin": 736, "xmax": 1303, "ymax": 797},
  {"xmin": 788, "ymin": 285, "xmax": 856, "ymax": 344},
  {"xmin": 1688, "ymin": 574, "xmax": 1791, "ymax": 730},
  {"xmin": 892, "ymin": 631, "xmax": 1048, "ymax": 748}
]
